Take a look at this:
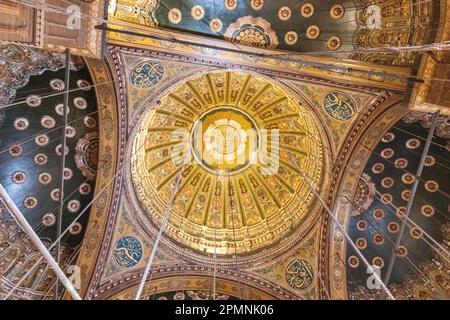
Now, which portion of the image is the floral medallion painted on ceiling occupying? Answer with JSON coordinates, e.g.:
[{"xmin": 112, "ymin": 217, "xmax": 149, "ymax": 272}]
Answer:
[
  {"xmin": 75, "ymin": 132, "xmax": 99, "ymax": 181},
  {"xmin": 224, "ymin": 16, "xmax": 278, "ymax": 49},
  {"xmin": 284, "ymin": 31, "xmax": 298, "ymax": 45},
  {"xmin": 224, "ymin": 0, "xmax": 238, "ymax": 10},
  {"xmin": 300, "ymin": 3, "xmax": 314, "ymax": 18},
  {"xmin": 250, "ymin": 0, "xmax": 263, "ymax": 11},
  {"xmin": 168, "ymin": 8, "xmax": 182, "ymax": 24},
  {"xmin": 191, "ymin": 5, "xmax": 205, "ymax": 20},
  {"xmin": 330, "ymin": 4, "xmax": 345, "ymax": 20},
  {"xmin": 278, "ymin": 6, "xmax": 292, "ymax": 21}
]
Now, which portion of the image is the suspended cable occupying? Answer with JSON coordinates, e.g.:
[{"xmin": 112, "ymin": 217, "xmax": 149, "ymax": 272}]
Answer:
[
  {"xmin": 0, "ymin": 183, "xmax": 82, "ymax": 300},
  {"xmin": 248, "ymin": 81, "xmax": 448, "ymax": 300},
  {"xmin": 134, "ymin": 166, "xmax": 185, "ymax": 300},
  {"xmin": 292, "ymin": 102, "xmax": 450, "ymax": 201},
  {"xmin": 244, "ymin": 74, "xmax": 394, "ymax": 300},
  {"xmin": 390, "ymin": 124, "xmax": 450, "ymax": 166},
  {"xmin": 55, "ymin": 49, "xmax": 71, "ymax": 298},
  {"xmin": 41, "ymin": 245, "xmax": 82, "ymax": 300},
  {"xmin": 31, "ymin": 162, "xmax": 108, "ymax": 235},
  {"xmin": 227, "ymin": 172, "xmax": 244, "ymax": 300},
  {"xmin": 332, "ymin": 98, "xmax": 450, "ymax": 171},
  {"xmin": 385, "ymin": 110, "xmax": 442, "ymax": 284},
  {"xmin": 287, "ymin": 152, "xmax": 395, "ymax": 299},
  {"xmin": 245, "ymin": 81, "xmax": 447, "ymax": 299},
  {"xmin": 360, "ymin": 143, "xmax": 450, "ymax": 200},
  {"xmin": 387, "ymin": 135, "xmax": 450, "ymax": 171}
]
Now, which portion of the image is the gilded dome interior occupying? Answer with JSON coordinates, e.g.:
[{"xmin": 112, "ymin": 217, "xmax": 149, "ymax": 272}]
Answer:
[{"xmin": 131, "ymin": 71, "xmax": 324, "ymax": 255}]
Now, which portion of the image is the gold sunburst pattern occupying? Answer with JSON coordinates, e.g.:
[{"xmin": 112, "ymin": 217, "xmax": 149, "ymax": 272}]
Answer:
[{"xmin": 131, "ymin": 71, "xmax": 325, "ymax": 255}]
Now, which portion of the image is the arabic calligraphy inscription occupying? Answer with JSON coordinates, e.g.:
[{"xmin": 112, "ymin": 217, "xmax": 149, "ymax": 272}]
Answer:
[
  {"xmin": 285, "ymin": 259, "xmax": 314, "ymax": 290},
  {"xmin": 323, "ymin": 91, "xmax": 355, "ymax": 121},
  {"xmin": 113, "ymin": 236, "xmax": 143, "ymax": 268}
]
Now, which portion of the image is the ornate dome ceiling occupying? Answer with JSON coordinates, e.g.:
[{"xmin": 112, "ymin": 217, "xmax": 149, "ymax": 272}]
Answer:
[{"xmin": 129, "ymin": 71, "xmax": 325, "ymax": 257}]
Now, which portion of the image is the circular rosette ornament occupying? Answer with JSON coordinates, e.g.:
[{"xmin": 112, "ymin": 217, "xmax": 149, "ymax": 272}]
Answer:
[
  {"xmin": 224, "ymin": 0, "xmax": 237, "ymax": 10},
  {"xmin": 191, "ymin": 5, "xmax": 205, "ymax": 20},
  {"xmin": 278, "ymin": 6, "xmax": 292, "ymax": 21},
  {"xmin": 300, "ymin": 3, "xmax": 314, "ymax": 18},
  {"xmin": 168, "ymin": 8, "xmax": 182, "ymax": 24},
  {"xmin": 210, "ymin": 18, "xmax": 223, "ymax": 33}
]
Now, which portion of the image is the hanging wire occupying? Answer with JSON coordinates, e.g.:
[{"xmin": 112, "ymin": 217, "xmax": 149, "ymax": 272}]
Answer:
[
  {"xmin": 288, "ymin": 151, "xmax": 395, "ymax": 299},
  {"xmin": 287, "ymin": 100, "xmax": 450, "ymax": 201},
  {"xmin": 389, "ymin": 124, "xmax": 450, "ymax": 168},
  {"xmin": 322, "ymin": 98, "xmax": 450, "ymax": 172},
  {"xmin": 41, "ymin": 244, "xmax": 83, "ymax": 299},
  {"xmin": 360, "ymin": 143, "xmax": 450, "ymax": 200},
  {"xmin": 243, "ymin": 72, "xmax": 442, "ymax": 298},
  {"xmin": 227, "ymin": 172, "xmax": 244, "ymax": 300},
  {"xmin": 134, "ymin": 164, "xmax": 185, "ymax": 300},
  {"xmin": 335, "ymin": 250, "xmax": 392, "ymax": 300},
  {"xmin": 257, "ymin": 77, "xmax": 446, "ymax": 298},
  {"xmin": 386, "ymin": 132, "xmax": 450, "ymax": 171}
]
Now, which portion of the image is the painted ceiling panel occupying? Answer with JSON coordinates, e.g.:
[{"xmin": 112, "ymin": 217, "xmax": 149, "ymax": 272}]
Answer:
[
  {"xmin": 0, "ymin": 57, "xmax": 99, "ymax": 250},
  {"xmin": 347, "ymin": 112, "xmax": 450, "ymax": 299},
  {"xmin": 109, "ymin": 0, "xmax": 439, "ymax": 66},
  {"xmin": 155, "ymin": 0, "xmax": 358, "ymax": 53}
]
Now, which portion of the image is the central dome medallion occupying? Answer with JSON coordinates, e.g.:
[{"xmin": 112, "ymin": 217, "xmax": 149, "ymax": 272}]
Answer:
[
  {"xmin": 192, "ymin": 106, "xmax": 259, "ymax": 174},
  {"xmin": 130, "ymin": 71, "xmax": 325, "ymax": 256}
]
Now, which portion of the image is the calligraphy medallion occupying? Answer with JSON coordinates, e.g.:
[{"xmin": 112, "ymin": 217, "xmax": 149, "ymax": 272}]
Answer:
[
  {"xmin": 323, "ymin": 91, "xmax": 355, "ymax": 121},
  {"xmin": 285, "ymin": 259, "xmax": 314, "ymax": 290},
  {"xmin": 113, "ymin": 236, "xmax": 143, "ymax": 268},
  {"xmin": 130, "ymin": 60, "xmax": 164, "ymax": 89}
]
